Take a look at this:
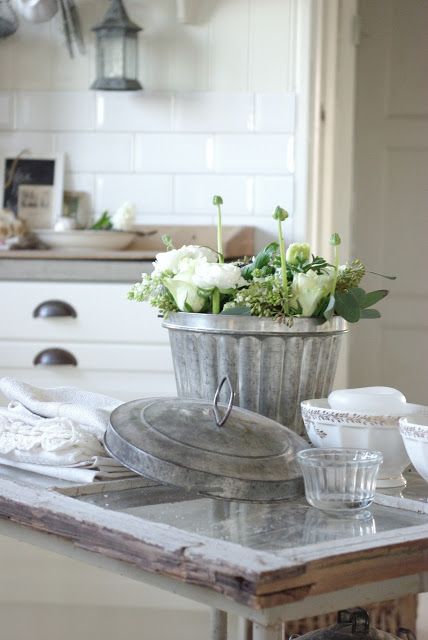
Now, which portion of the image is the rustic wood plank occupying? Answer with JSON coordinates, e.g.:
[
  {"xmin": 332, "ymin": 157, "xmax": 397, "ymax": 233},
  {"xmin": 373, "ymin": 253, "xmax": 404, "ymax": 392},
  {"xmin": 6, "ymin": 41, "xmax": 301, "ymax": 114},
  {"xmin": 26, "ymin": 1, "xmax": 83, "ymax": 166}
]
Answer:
[{"xmin": 0, "ymin": 478, "xmax": 426, "ymax": 610}]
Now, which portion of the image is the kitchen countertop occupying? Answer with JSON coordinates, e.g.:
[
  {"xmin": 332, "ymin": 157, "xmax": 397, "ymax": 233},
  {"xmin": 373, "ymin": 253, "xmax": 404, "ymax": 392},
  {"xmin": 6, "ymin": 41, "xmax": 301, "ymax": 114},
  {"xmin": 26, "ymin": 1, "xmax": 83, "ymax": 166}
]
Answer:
[
  {"xmin": 0, "ymin": 225, "xmax": 255, "ymax": 283},
  {"xmin": 0, "ymin": 250, "xmax": 153, "ymax": 282}
]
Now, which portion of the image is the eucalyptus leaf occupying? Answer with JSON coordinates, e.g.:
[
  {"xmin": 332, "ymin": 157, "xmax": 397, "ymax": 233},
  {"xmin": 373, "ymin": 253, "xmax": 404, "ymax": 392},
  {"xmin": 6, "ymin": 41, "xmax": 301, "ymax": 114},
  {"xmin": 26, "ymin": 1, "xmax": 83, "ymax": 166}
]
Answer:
[
  {"xmin": 350, "ymin": 287, "xmax": 367, "ymax": 305},
  {"xmin": 220, "ymin": 306, "xmax": 252, "ymax": 316},
  {"xmin": 361, "ymin": 289, "xmax": 389, "ymax": 308},
  {"xmin": 361, "ymin": 308, "xmax": 381, "ymax": 319},
  {"xmin": 334, "ymin": 290, "xmax": 361, "ymax": 323}
]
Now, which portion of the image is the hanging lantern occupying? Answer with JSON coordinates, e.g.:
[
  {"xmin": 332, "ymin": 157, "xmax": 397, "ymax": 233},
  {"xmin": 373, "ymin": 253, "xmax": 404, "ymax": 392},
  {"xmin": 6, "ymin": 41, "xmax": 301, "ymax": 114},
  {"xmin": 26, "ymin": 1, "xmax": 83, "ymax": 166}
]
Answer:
[{"xmin": 91, "ymin": 0, "xmax": 142, "ymax": 91}]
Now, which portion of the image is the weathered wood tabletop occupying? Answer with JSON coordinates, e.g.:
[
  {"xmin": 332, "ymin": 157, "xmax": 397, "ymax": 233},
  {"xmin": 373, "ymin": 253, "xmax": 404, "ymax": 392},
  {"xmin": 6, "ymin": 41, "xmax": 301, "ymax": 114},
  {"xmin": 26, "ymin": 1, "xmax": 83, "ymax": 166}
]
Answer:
[{"xmin": 0, "ymin": 468, "xmax": 426, "ymax": 638}]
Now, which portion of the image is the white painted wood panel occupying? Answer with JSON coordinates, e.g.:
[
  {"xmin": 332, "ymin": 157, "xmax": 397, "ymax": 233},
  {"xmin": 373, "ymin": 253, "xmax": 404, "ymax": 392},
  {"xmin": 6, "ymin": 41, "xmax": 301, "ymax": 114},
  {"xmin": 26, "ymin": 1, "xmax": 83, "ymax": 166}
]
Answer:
[
  {"xmin": 0, "ymin": 282, "xmax": 168, "ymax": 344},
  {"xmin": 0, "ymin": 368, "xmax": 176, "ymax": 402},
  {"xmin": 350, "ymin": 0, "xmax": 428, "ymax": 397},
  {"xmin": 351, "ymin": 3, "xmax": 428, "ymax": 635}
]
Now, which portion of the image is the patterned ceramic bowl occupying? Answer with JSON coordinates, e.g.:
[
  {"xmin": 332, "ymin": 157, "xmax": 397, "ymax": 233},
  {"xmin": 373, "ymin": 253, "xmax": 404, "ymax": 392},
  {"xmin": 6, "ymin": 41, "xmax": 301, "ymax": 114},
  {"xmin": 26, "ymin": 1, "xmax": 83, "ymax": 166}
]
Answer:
[
  {"xmin": 399, "ymin": 416, "xmax": 428, "ymax": 484},
  {"xmin": 301, "ymin": 399, "xmax": 428, "ymax": 488}
]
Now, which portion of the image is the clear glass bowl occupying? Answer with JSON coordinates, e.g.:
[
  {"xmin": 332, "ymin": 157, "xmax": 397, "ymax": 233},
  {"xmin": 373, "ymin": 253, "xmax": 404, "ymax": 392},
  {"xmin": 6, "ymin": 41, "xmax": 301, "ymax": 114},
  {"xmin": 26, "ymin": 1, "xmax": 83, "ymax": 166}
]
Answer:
[{"xmin": 297, "ymin": 448, "xmax": 383, "ymax": 515}]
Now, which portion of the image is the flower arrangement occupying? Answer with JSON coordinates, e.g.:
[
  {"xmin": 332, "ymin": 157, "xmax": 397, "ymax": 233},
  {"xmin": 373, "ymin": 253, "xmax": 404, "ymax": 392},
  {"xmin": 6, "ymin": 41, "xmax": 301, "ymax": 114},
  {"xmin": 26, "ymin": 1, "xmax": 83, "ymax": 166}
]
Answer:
[{"xmin": 129, "ymin": 197, "xmax": 393, "ymax": 323}]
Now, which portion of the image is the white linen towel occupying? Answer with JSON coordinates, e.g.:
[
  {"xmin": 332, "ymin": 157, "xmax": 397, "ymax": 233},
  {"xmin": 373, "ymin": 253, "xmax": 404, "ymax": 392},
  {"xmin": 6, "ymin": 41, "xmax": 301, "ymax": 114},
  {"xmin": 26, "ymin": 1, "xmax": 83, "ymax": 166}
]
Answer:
[{"xmin": 0, "ymin": 377, "xmax": 135, "ymax": 483}]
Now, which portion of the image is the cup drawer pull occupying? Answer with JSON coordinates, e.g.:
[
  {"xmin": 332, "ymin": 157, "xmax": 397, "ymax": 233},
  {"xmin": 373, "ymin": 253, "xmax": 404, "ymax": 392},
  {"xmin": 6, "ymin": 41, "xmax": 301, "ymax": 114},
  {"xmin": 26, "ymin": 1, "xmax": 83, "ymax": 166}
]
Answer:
[
  {"xmin": 33, "ymin": 349, "xmax": 78, "ymax": 366},
  {"xmin": 33, "ymin": 300, "xmax": 77, "ymax": 319}
]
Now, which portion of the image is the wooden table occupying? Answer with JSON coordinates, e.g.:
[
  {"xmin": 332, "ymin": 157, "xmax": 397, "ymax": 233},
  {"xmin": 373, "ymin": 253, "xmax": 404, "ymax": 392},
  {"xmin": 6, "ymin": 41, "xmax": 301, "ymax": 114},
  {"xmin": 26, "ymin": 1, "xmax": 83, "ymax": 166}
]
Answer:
[{"xmin": 0, "ymin": 468, "xmax": 426, "ymax": 640}]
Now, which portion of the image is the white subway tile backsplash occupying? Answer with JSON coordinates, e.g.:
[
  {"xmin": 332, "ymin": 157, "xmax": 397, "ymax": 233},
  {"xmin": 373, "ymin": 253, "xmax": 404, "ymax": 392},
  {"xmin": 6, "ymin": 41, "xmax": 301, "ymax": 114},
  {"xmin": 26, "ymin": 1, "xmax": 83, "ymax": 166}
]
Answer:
[
  {"xmin": 95, "ymin": 174, "xmax": 173, "ymax": 215},
  {"xmin": 173, "ymin": 92, "xmax": 254, "ymax": 132},
  {"xmin": 135, "ymin": 134, "xmax": 214, "ymax": 173},
  {"xmin": 175, "ymin": 175, "xmax": 253, "ymax": 215},
  {"xmin": 214, "ymin": 134, "xmax": 292, "ymax": 174},
  {"xmin": 255, "ymin": 94, "xmax": 295, "ymax": 132},
  {"xmin": 96, "ymin": 92, "xmax": 172, "ymax": 132},
  {"xmin": 55, "ymin": 133, "xmax": 133, "ymax": 173},
  {"xmin": 64, "ymin": 173, "xmax": 94, "ymax": 193},
  {"xmin": 0, "ymin": 132, "xmax": 55, "ymax": 155},
  {"xmin": 16, "ymin": 92, "xmax": 95, "ymax": 131},
  {"xmin": 0, "ymin": 93, "xmax": 12, "ymax": 130},
  {"xmin": 254, "ymin": 176, "xmax": 294, "ymax": 215}
]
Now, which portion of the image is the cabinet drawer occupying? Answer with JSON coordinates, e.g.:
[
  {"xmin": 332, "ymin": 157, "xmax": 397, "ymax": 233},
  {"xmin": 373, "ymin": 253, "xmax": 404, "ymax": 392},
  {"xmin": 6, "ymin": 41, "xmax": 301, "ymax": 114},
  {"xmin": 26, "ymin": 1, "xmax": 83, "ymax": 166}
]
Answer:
[
  {"xmin": 0, "ymin": 368, "xmax": 177, "ymax": 402},
  {"xmin": 0, "ymin": 282, "xmax": 167, "ymax": 344},
  {"xmin": 0, "ymin": 341, "xmax": 176, "ymax": 402},
  {"xmin": 0, "ymin": 341, "xmax": 173, "ymax": 372}
]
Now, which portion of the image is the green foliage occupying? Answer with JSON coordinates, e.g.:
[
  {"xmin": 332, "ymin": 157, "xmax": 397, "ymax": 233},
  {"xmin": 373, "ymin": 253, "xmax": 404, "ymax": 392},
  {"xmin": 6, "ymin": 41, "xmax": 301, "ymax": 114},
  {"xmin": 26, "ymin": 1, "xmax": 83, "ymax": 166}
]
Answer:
[
  {"xmin": 223, "ymin": 275, "xmax": 296, "ymax": 319},
  {"xmin": 128, "ymin": 273, "xmax": 179, "ymax": 317},
  {"xmin": 333, "ymin": 287, "xmax": 388, "ymax": 323},
  {"xmin": 91, "ymin": 211, "xmax": 113, "ymax": 230}
]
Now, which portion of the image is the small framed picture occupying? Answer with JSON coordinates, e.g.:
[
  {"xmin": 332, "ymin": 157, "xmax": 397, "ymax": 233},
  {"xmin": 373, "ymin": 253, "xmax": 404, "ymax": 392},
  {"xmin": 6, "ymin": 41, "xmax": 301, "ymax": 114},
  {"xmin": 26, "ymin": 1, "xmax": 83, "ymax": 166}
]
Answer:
[{"xmin": 0, "ymin": 153, "xmax": 64, "ymax": 229}]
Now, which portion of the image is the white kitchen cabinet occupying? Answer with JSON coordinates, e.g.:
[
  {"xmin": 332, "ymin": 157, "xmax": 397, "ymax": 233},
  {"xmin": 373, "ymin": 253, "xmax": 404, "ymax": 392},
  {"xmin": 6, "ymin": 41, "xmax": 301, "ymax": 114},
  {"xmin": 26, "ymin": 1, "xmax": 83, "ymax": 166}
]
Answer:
[{"xmin": 0, "ymin": 281, "xmax": 176, "ymax": 401}]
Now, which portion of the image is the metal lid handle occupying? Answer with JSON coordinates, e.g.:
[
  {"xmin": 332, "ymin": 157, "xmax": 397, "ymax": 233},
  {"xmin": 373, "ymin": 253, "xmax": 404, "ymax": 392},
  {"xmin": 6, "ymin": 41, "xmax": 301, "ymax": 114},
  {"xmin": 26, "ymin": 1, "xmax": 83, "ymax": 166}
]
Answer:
[
  {"xmin": 212, "ymin": 376, "xmax": 234, "ymax": 427},
  {"xmin": 337, "ymin": 608, "xmax": 369, "ymax": 633}
]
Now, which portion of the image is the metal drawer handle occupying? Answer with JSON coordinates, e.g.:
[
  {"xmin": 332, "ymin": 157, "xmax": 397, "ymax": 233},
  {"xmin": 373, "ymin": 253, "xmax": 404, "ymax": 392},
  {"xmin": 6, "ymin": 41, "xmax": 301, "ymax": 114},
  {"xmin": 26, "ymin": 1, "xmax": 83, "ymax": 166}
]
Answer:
[
  {"xmin": 33, "ymin": 348, "xmax": 78, "ymax": 367},
  {"xmin": 33, "ymin": 300, "xmax": 77, "ymax": 319}
]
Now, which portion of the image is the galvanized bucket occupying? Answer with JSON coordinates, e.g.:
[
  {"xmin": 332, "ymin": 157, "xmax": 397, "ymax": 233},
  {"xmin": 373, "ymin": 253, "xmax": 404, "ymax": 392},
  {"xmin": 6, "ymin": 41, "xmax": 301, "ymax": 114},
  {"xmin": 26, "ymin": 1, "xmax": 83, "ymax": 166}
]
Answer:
[{"xmin": 162, "ymin": 313, "xmax": 348, "ymax": 437}]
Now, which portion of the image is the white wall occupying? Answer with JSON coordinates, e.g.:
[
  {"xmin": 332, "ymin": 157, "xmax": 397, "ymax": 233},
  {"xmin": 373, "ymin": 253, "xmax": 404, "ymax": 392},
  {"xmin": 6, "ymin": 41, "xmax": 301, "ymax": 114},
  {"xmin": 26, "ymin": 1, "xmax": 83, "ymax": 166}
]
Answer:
[{"xmin": 0, "ymin": 0, "xmax": 311, "ymax": 244}]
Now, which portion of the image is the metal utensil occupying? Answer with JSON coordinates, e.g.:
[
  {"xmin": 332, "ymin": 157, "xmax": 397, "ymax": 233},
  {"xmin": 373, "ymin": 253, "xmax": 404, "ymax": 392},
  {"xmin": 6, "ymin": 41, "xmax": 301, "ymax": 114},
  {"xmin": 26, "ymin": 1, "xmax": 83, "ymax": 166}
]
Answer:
[
  {"xmin": 0, "ymin": 0, "xmax": 18, "ymax": 38},
  {"xmin": 15, "ymin": 0, "xmax": 58, "ymax": 23}
]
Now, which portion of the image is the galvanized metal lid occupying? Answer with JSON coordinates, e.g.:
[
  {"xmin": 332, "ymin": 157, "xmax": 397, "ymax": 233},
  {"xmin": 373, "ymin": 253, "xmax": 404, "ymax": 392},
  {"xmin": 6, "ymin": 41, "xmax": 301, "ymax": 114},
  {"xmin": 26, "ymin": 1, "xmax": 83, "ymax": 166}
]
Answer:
[{"xmin": 106, "ymin": 377, "xmax": 306, "ymax": 502}]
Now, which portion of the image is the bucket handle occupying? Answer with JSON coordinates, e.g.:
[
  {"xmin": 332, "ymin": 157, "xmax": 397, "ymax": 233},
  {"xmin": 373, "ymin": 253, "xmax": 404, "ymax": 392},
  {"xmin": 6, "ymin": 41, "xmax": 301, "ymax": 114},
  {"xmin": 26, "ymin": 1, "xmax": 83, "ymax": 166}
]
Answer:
[{"xmin": 213, "ymin": 376, "xmax": 234, "ymax": 427}]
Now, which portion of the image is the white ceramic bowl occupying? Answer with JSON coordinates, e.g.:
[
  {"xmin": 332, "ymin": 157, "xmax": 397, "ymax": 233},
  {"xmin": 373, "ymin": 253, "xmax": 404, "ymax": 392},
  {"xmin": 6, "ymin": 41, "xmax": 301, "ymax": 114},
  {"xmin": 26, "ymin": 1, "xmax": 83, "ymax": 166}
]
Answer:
[
  {"xmin": 399, "ymin": 415, "xmax": 428, "ymax": 484},
  {"xmin": 37, "ymin": 230, "xmax": 136, "ymax": 252},
  {"xmin": 301, "ymin": 399, "xmax": 428, "ymax": 488}
]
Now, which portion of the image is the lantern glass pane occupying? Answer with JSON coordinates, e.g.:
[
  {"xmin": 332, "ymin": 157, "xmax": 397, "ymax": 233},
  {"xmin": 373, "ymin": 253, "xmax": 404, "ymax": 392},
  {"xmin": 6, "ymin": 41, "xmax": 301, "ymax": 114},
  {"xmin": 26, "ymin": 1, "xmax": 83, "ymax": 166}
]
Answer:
[
  {"xmin": 124, "ymin": 35, "xmax": 138, "ymax": 79},
  {"xmin": 101, "ymin": 35, "xmax": 125, "ymax": 78}
]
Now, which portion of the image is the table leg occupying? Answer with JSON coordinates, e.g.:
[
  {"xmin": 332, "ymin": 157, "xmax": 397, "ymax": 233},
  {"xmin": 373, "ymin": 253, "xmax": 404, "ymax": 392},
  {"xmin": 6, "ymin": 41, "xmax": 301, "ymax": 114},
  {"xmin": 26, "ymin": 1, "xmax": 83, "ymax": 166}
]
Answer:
[
  {"xmin": 252, "ymin": 622, "xmax": 282, "ymax": 640},
  {"xmin": 211, "ymin": 608, "xmax": 228, "ymax": 640},
  {"xmin": 237, "ymin": 617, "xmax": 253, "ymax": 640}
]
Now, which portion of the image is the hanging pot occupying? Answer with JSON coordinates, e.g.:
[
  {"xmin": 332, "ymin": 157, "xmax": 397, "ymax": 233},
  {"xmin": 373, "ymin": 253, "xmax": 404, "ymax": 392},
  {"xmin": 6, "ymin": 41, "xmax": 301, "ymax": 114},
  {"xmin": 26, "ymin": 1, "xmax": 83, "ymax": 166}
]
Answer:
[
  {"xmin": 15, "ymin": 0, "xmax": 58, "ymax": 22},
  {"xmin": 289, "ymin": 608, "xmax": 416, "ymax": 640}
]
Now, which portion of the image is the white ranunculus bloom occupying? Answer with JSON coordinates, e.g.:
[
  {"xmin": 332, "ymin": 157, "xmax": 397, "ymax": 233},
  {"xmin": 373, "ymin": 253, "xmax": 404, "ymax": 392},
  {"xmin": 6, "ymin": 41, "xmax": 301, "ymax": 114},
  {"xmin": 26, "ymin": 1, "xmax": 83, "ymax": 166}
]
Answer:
[
  {"xmin": 112, "ymin": 202, "xmax": 136, "ymax": 231},
  {"xmin": 164, "ymin": 258, "xmax": 207, "ymax": 312},
  {"xmin": 291, "ymin": 267, "xmax": 335, "ymax": 316},
  {"xmin": 193, "ymin": 261, "xmax": 246, "ymax": 292},
  {"xmin": 153, "ymin": 245, "xmax": 217, "ymax": 275}
]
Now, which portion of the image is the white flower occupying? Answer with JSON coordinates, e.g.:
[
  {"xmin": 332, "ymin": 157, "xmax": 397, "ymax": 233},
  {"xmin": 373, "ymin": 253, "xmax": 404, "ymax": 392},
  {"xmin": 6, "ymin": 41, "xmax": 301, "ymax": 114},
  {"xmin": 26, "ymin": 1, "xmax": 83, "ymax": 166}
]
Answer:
[
  {"xmin": 165, "ymin": 258, "xmax": 206, "ymax": 312},
  {"xmin": 291, "ymin": 268, "xmax": 335, "ymax": 316},
  {"xmin": 112, "ymin": 202, "xmax": 136, "ymax": 231},
  {"xmin": 193, "ymin": 261, "xmax": 246, "ymax": 292},
  {"xmin": 153, "ymin": 245, "xmax": 217, "ymax": 275}
]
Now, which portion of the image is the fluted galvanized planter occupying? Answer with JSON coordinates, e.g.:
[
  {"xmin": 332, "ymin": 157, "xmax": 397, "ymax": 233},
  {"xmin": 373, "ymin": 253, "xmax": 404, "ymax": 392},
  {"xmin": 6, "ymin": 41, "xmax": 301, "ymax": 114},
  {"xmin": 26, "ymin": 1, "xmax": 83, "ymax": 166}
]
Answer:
[{"xmin": 162, "ymin": 313, "xmax": 348, "ymax": 437}]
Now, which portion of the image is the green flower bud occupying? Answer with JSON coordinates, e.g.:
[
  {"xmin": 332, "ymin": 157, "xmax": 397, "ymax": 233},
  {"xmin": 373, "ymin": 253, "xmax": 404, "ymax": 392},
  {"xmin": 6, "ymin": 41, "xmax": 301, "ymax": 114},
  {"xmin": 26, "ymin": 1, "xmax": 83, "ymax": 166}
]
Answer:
[
  {"xmin": 330, "ymin": 232, "xmax": 341, "ymax": 246},
  {"xmin": 213, "ymin": 195, "xmax": 223, "ymax": 205},
  {"xmin": 286, "ymin": 242, "xmax": 311, "ymax": 265},
  {"xmin": 161, "ymin": 234, "xmax": 174, "ymax": 250},
  {"xmin": 272, "ymin": 206, "xmax": 289, "ymax": 222}
]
